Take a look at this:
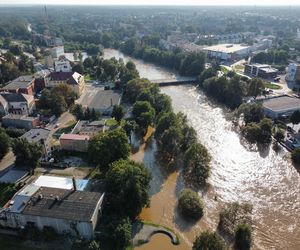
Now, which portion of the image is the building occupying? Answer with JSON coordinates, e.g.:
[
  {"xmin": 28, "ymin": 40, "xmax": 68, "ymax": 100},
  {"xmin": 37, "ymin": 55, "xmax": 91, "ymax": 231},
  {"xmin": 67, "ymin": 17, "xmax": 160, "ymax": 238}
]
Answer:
[
  {"xmin": 21, "ymin": 128, "xmax": 52, "ymax": 156},
  {"xmin": 263, "ymin": 95, "xmax": 300, "ymax": 119},
  {"xmin": 47, "ymin": 72, "xmax": 85, "ymax": 96},
  {"xmin": 244, "ymin": 64, "xmax": 278, "ymax": 79},
  {"xmin": 59, "ymin": 134, "xmax": 90, "ymax": 152},
  {"xmin": 1, "ymin": 75, "xmax": 35, "ymax": 95},
  {"xmin": 0, "ymin": 92, "xmax": 35, "ymax": 115},
  {"xmin": 54, "ymin": 59, "xmax": 72, "ymax": 72},
  {"xmin": 87, "ymin": 90, "xmax": 121, "ymax": 115},
  {"xmin": 1, "ymin": 114, "xmax": 40, "ymax": 129},
  {"xmin": 71, "ymin": 120, "xmax": 106, "ymax": 137},
  {"xmin": 202, "ymin": 44, "xmax": 252, "ymax": 61},
  {"xmin": 286, "ymin": 63, "xmax": 300, "ymax": 82},
  {"xmin": 51, "ymin": 46, "xmax": 65, "ymax": 58},
  {"xmin": 0, "ymin": 181, "xmax": 104, "ymax": 240}
]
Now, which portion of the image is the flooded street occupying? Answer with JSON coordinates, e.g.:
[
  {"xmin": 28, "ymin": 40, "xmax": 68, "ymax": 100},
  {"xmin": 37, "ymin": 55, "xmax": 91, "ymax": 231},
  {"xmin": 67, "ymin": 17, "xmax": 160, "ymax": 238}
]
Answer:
[{"xmin": 105, "ymin": 49, "xmax": 300, "ymax": 250}]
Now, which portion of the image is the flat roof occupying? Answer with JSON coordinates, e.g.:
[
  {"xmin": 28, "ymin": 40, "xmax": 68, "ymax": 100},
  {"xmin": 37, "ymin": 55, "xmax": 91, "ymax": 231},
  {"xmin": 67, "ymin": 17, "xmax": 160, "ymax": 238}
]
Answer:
[
  {"xmin": 3, "ymin": 75, "xmax": 34, "ymax": 90},
  {"xmin": 33, "ymin": 176, "xmax": 89, "ymax": 191},
  {"xmin": 88, "ymin": 90, "xmax": 121, "ymax": 110},
  {"xmin": 22, "ymin": 187, "xmax": 102, "ymax": 221},
  {"xmin": 21, "ymin": 128, "xmax": 51, "ymax": 144},
  {"xmin": 60, "ymin": 133, "xmax": 90, "ymax": 140},
  {"xmin": 203, "ymin": 43, "xmax": 250, "ymax": 53},
  {"xmin": 2, "ymin": 114, "xmax": 37, "ymax": 121},
  {"xmin": 263, "ymin": 96, "xmax": 300, "ymax": 113}
]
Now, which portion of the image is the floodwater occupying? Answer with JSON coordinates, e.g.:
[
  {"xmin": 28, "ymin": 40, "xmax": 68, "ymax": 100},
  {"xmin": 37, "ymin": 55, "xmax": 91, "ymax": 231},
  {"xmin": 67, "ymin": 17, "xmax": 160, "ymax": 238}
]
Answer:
[{"xmin": 105, "ymin": 49, "xmax": 300, "ymax": 250}]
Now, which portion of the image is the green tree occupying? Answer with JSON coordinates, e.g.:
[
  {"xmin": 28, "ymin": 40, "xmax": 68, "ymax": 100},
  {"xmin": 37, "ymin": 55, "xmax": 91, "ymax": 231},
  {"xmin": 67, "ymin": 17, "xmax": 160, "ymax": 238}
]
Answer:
[
  {"xmin": 184, "ymin": 143, "xmax": 211, "ymax": 186},
  {"xmin": 290, "ymin": 110, "xmax": 300, "ymax": 126},
  {"xmin": 132, "ymin": 101, "xmax": 155, "ymax": 131},
  {"xmin": 193, "ymin": 231, "xmax": 226, "ymax": 250},
  {"xmin": 0, "ymin": 131, "xmax": 10, "ymax": 160},
  {"xmin": 112, "ymin": 105, "xmax": 124, "ymax": 124},
  {"xmin": 105, "ymin": 159, "xmax": 151, "ymax": 219},
  {"xmin": 124, "ymin": 78, "xmax": 154, "ymax": 103},
  {"xmin": 178, "ymin": 189, "xmax": 204, "ymax": 220},
  {"xmin": 88, "ymin": 129, "xmax": 130, "ymax": 171},
  {"xmin": 72, "ymin": 63, "xmax": 84, "ymax": 75},
  {"xmin": 292, "ymin": 148, "xmax": 300, "ymax": 164},
  {"xmin": 274, "ymin": 129, "xmax": 285, "ymax": 143},
  {"xmin": 247, "ymin": 78, "xmax": 264, "ymax": 99},
  {"xmin": 71, "ymin": 104, "xmax": 85, "ymax": 120},
  {"xmin": 235, "ymin": 223, "xmax": 252, "ymax": 250},
  {"xmin": 12, "ymin": 138, "xmax": 42, "ymax": 173}
]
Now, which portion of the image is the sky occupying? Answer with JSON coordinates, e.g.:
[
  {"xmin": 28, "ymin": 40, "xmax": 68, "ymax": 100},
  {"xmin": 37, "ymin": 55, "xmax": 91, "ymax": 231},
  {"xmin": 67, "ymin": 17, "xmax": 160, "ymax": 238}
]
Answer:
[{"xmin": 0, "ymin": 0, "xmax": 300, "ymax": 6}]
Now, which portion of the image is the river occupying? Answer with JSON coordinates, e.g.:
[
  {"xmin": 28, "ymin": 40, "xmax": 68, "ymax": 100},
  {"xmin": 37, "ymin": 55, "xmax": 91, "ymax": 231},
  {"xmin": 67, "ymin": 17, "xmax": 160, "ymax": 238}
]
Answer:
[{"xmin": 104, "ymin": 49, "xmax": 300, "ymax": 250}]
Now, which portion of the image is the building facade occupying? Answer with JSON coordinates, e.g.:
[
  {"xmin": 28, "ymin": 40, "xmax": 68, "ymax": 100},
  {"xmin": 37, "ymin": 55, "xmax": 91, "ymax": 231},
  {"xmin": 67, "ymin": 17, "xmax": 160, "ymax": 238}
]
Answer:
[{"xmin": 59, "ymin": 134, "xmax": 90, "ymax": 152}]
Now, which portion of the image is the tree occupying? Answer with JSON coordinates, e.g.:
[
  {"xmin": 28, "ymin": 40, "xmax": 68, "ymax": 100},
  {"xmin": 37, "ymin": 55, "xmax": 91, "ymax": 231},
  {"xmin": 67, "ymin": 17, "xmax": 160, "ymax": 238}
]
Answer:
[
  {"xmin": 71, "ymin": 104, "xmax": 85, "ymax": 120},
  {"xmin": 88, "ymin": 240, "xmax": 101, "ymax": 250},
  {"xmin": 99, "ymin": 216, "xmax": 132, "ymax": 250},
  {"xmin": 274, "ymin": 129, "xmax": 285, "ymax": 143},
  {"xmin": 112, "ymin": 105, "xmax": 124, "ymax": 124},
  {"xmin": 290, "ymin": 110, "xmax": 300, "ymax": 126},
  {"xmin": 88, "ymin": 129, "xmax": 130, "ymax": 171},
  {"xmin": 235, "ymin": 223, "xmax": 252, "ymax": 250},
  {"xmin": 132, "ymin": 101, "xmax": 155, "ymax": 131},
  {"xmin": 193, "ymin": 231, "xmax": 226, "ymax": 250},
  {"xmin": 105, "ymin": 159, "xmax": 151, "ymax": 219},
  {"xmin": 124, "ymin": 78, "xmax": 153, "ymax": 103},
  {"xmin": 247, "ymin": 78, "xmax": 264, "ymax": 99},
  {"xmin": 72, "ymin": 63, "xmax": 84, "ymax": 75},
  {"xmin": 178, "ymin": 189, "xmax": 204, "ymax": 220},
  {"xmin": 184, "ymin": 143, "xmax": 211, "ymax": 186},
  {"xmin": 292, "ymin": 148, "xmax": 300, "ymax": 164},
  {"xmin": 12, "ymin": 138, "xmax": 42, "ymax": 173},
  {"xmin": 0, "ymin": 131, "xmax": 10, "ymax": 160}
]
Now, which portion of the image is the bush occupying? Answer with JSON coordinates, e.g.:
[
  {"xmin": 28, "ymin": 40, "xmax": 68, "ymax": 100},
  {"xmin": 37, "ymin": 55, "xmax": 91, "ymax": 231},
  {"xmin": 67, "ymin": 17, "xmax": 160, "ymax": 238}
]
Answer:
[
  {"xmin": 178, "ymin": 189, "xmax": 204, "ymax": 220},
  {"xmin": 0, "ymin": 131, "xmax": 10, "ymax": 160},
  {"xmin": 235, "ymin": 223, "xmax": 252, "ymax": 250},
  {"xmin": 193, "ymin": 230, "xmax": 226, "ymax": 250},
  {"xmin": 292, "ymin": 148, "xmax": 300, "ymax": 164}
]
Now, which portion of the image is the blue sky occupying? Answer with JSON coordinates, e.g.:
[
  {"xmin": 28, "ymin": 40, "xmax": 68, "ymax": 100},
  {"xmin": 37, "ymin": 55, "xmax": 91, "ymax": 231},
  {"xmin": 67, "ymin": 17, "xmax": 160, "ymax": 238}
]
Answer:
[{"xmin": 0, "ymin": 0, "xmax": 299, "ymax": 5}]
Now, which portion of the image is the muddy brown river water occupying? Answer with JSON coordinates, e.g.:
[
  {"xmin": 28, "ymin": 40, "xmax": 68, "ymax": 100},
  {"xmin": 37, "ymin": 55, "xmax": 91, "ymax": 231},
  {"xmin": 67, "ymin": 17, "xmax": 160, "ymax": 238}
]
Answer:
[{"xmin": 105, "ymin": 49, "xmax": 300, "ymax": 250}]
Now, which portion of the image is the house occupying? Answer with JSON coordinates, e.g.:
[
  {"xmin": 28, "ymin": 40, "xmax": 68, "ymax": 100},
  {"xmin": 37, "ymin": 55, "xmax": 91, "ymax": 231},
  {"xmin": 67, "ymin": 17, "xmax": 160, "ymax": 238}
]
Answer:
[
  {"xmin": 286, "ymin": 63, "xmax": 300, "ymax": 83},
  {"xmin": 244, "ymin": 64, "xmax": 278, "ymax": 79},
  {"xmin": 202, "ymin": 44, "xmax": 252, "ymax": 61},
  {"xmin": 0, "ymin": 92, "xmax": 35, "ymax": 115},
  {"xmin": 1, "ymin": 75, "xmax": 35, "ymax": 95},
  {"xmin": 59, "ymin": 134, "xmax": 89, "ymax": 152},
  {"xmin": 71, "ymin": 120, "xmax": 106, "ymax": 137},
  {"xmin": 21, "ymin": 128, "xmax": 52, "ymax": 156},
  {"xmin": 263, "ymin": 95, "xmax": 300, "ymax": 119},
  {"xmin": 51, "ymin": 46, "xmax": 65, "ymax": 58},
  {"xmin": 0, "ymin": 181, "xmax": 104, "ymax": 240},
  {"xmin": 54, "ymin": 59, "xmax": 72, "ymax": 72},
  {"xmin": 87, "ymin": 90, "xmax": 121, "ymax": 115},
  {"xmin": 47, "ymin": 72, "xmax": 85, "ymax": 96},
  {"xmin": 1, "ymin": 114, "xmax": 40, "ymax": 129}
]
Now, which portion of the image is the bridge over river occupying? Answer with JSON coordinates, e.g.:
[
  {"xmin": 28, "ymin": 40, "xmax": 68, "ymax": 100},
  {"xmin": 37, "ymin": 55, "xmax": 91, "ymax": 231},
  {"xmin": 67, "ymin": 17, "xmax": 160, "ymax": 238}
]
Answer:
[{"xmin": 150, "ymin": 77, "xmax": 198, "ymax": 86}]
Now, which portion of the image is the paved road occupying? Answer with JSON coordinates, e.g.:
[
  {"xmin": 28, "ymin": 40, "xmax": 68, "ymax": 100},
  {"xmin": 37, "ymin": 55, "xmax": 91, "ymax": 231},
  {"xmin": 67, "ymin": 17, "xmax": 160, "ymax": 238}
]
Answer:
[{"xmin": 0, "ymin": 151, "xmax": 15, "ymax": 175}]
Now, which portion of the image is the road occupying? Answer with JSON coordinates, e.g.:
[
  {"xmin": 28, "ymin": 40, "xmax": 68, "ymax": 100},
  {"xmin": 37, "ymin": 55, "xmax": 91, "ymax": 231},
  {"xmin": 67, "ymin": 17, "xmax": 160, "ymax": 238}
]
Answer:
[{"xmin": 0, "ymin": 151, "xmax": 15, "ymax": 175}]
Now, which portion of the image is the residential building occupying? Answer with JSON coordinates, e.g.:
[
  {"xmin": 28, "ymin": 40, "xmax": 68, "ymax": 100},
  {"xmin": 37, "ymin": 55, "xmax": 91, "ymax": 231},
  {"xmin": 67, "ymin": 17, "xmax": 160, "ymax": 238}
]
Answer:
[
  {"xmin": 71, "ymin": 120, "xmax": 106, "ymax": 137},
  {"xmin": 202, "ymin": 44, "xmax": 252, "ymax": 61},
  {"xmin": 59, "ymin": 134, "xmax": 89, "ymax": 152},
  {"xmin": 47, "ymin": 72, "xmax": 85, "ymax": 96},
  {"xmin": 286, "ymin": 63, "xmax": 300, "ymax": 82},
  {"xmin": 51, "ymin": 46, "xmax": 65, "ymax": 58},
  {"xmin": 0, "ymin": 92, "xmax": 35, "ymax": 115},
  {"xmin": 1, "ymin": 114, "xmax": 40, "ymax": 129},
  {"xmin": 0, "ymin": 181, "xmax": 104, "ymax": 240},
  {"xmin": 263, "ymin": 95, "xmax": 300, "ymax": 119},
  {"xmin": 54, "ymin": 59, "xmax": 72, "ymax": 72},
  {"xmin": 45, "ymin": 55, "xmax": 54, "ymax": 69},
  {"xmin": 87, "ymin": 90, "xmax": 121, "ymax": 115},
  {"xmin": 1, "ymin": 75, "xmax": 35, "ymax": 95},
  {"xmin": 244, "ymin": 64, "xmax": 278, "ymax": 79},
  {"xmin": 21, "ymin": 128, "xmax": 52, "ymax": 156}
]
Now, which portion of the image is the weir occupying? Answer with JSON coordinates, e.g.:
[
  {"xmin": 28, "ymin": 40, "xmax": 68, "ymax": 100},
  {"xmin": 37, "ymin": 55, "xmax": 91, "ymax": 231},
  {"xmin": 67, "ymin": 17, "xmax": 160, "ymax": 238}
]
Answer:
[{"xmin": 151, "ymin": 77, "xmax": 198, "ymax": 86}]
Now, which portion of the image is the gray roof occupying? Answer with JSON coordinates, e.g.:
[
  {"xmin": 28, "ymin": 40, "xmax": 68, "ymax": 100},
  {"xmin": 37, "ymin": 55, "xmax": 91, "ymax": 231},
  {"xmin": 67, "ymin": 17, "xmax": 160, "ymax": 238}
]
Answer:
[
  {"xmin": 22, "ymin": 187, "xmax": 102, "ymax": 221},
  {"xmin": 21, "ymin": 128, "xmax": 51, "ymax": 144},
  {"xmin": 89, "ymin": 90, "xmax": 121, "ymax": 110},
  {"xmin": 3, "ymin": 75, "xmax": 34, "ymax": 90},
  {"xmin": 0, "ymin": 93, "xmax": 27, "ymax": 102},
  {"xmin": 263, "ymin": 96, "xmax": 300, "ymax": 113}
]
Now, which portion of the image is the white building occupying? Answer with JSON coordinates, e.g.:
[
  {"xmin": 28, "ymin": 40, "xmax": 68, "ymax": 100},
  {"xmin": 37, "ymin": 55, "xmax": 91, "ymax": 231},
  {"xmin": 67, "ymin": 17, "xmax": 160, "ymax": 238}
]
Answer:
[
  {"xmin": 51, "ymin": 46, "xmax": 65, "ymax": 58},
  {"xmin": 54, "ymin": 59, "xmax": 72, "ymax": 72},
  {"xmin": 202, "ymin": 44, "xmax": 252, "ymax": 61},
  {"xmin": 0, "ymin": 177, "xmax": 104, "ymax": 240},
  {"xmin": 286, "ymin": 63, "xmax": 300, "ymax": 82}
]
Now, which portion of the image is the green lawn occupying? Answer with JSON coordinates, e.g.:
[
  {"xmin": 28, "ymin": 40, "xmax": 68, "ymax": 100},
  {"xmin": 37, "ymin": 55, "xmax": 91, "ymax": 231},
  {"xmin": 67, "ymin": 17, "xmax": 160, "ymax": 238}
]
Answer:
[
  {"xmin": 264, "ymin": 83, "xmax": 282, "ymax": 90},
  {"xmin": 105, "ymin": 118, "xmax": 118, "ymax": 127},
  {"xmin": 0, "ymin": 183, "xmax": 19, "ymax": 207}
]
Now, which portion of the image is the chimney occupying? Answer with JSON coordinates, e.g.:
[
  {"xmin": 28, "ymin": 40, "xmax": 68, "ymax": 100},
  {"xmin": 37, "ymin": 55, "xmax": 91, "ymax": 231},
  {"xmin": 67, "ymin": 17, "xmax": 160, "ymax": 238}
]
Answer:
[{"xmin": 72, "ymin": 176, "xmax": 77, "ymax": 191}]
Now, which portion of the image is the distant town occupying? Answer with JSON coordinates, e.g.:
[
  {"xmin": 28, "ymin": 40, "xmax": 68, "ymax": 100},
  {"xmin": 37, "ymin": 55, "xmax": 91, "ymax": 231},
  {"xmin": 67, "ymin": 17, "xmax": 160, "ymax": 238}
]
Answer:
[{"xmin": 1, "ymin": 4, "xmax": 300, "ymax": 250}]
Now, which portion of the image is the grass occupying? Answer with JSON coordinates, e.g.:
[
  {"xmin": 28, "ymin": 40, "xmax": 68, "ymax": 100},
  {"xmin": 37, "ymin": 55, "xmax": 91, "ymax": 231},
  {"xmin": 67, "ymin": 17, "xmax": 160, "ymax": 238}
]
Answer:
[
  {"xmin": 84, "ymin": 74, "xmax": 94, "ymax": 81},
  {"xmin": 220, "ymin": 66, "xmax": 229, "ymax": 74},
  {"xmin": 264, "ymin": 82, "xmax": 282, "ymax": 90},
  {"xmin": 105, "ymin": 118, "xmax": 118, "ymax": 127},
  {"xmin": 0, "ymin": 183, "xmax": 19, "ymax": 206},
  {"xmin": 53, "ymin": 120, "xmax": 77, "ymax": 138},
  {"xmin": 234, "ymin": 64, "xmax": 245, "ymax": 73}
]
